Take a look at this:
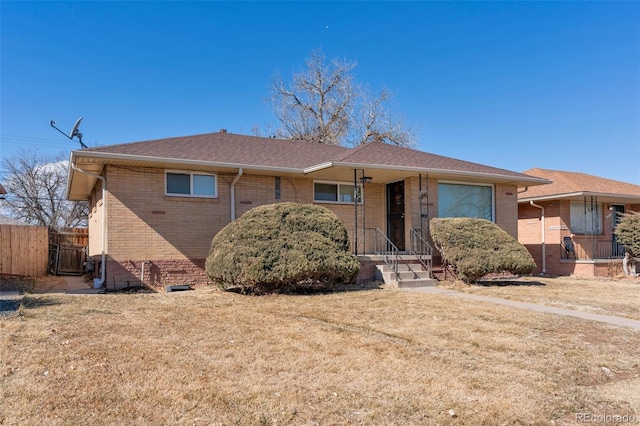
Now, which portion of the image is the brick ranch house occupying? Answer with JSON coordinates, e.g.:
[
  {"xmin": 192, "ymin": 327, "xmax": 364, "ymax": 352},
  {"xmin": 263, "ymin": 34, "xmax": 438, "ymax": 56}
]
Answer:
[
  {"xmin": 66, "ymin": 131, "xmax": 548, "ymax": 289},
  {"xmin": 518, "ymin": 168, "xmax": 640, "ymax": 277}
]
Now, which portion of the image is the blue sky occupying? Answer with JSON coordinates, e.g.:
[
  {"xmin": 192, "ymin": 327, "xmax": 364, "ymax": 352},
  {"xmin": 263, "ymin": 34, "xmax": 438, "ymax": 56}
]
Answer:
[{"xmin": 1, "ymin": 1, "xmax": 639, "ymax": 184}]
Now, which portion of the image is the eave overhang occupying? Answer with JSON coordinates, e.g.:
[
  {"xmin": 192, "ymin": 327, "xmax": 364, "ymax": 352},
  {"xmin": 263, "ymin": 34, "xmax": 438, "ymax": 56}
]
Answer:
[
  {"xmin": 66, "ymin": 150, "xmax": 307, "ymax": 200},
  {"xmin": 67, "ymin": 149, "xmax": 551, "ymax": 201},
  {"xmin": 518, "ymin": 191, "xmax": 640, "ymax": 204},
  {"xmin": 305, "ymin": 161, "xmax": 551, "ymax": 186}
]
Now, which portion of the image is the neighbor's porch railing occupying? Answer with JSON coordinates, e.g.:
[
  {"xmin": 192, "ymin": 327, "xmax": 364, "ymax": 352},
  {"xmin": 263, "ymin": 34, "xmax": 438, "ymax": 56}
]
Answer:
[{"xmin": 562, "ymin": 238, "xmax": 626, "ymax": 260}]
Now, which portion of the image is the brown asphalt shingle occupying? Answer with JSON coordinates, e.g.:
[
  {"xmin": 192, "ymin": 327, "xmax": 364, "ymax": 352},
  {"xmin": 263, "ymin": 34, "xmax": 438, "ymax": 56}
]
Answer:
[
  {"xmin": 335, "ymin": 141, "xmax": 533, "ymax": 178},
  {"xmin": 85, "ymin": 132, "xmax": 348, "ymax": 170},
  {"xmin": 519, "ymin": 168, "xmax": 640, "ymax": 199},
  {"xmin": 82, "ymin": 131, "xmax": 540, "ymax": 180}
]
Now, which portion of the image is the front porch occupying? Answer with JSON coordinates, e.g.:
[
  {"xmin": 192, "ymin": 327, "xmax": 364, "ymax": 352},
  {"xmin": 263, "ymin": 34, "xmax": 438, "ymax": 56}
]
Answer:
[
  {"xmin": 558, "ymin": 237, "xmax": 626, "ymax": 278},
  {"xmin": 347, "ymin": 227, "xmax": 437, "ymax": 287},
  {"xmin": 561, "ymin": 237, "xmax": 626, "ymax": 261}
]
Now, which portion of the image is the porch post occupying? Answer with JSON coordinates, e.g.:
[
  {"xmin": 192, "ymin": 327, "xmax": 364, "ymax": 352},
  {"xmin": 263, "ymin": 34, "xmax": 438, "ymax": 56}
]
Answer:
[{"xmin": 354, "ymin": 169, "xmax": 358, "ymax": 256}]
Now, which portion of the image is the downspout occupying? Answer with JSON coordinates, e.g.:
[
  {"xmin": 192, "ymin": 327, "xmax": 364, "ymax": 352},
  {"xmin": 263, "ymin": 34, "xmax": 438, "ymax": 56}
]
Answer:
[
  {"xmin": 529, "ymin": 201, "xmax": 546, "ymax": 275},
  {"xmin": 230, "ymin": 168, "xmax": 243, "ymax": 221},
  {"xmin": 71, "ymin": 164, "xmax": 106, "ymax": 288}
]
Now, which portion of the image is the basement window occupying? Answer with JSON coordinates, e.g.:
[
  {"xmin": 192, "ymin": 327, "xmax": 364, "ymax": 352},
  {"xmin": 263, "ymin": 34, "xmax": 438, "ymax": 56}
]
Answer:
[
  {"xmin": 314, "ymin": 181, "xmax": 362, "ymax": 204},
  {"xmin": 166, "ymin": 171, "xmax": 217, "ymax": 198}
]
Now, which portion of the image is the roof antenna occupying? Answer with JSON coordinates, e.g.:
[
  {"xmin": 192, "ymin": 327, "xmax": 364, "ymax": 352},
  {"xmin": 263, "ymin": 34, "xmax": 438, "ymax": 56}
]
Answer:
[{"xmin": 50, "ymin": 117, "xmax": 87, "ymax": 148}]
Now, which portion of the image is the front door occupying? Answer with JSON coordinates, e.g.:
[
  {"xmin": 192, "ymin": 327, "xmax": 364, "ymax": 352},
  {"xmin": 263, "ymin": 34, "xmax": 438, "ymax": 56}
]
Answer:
[{"xmin": 387, "ymin": 181, "xmax": 405, "ymax": 251}]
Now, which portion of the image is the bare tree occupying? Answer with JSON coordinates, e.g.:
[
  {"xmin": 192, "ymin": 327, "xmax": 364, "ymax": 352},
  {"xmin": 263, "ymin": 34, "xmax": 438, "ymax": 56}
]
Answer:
[
  {"xmin": 0, "ymin": 150, "xmax": 88, "ymax": 229},
  {"xmin": 268, "ymin": 49, "xmax": 416, "ymax": 147}
]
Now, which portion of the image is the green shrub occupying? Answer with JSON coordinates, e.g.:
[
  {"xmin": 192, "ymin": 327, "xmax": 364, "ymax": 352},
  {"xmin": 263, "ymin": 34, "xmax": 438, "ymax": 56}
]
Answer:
[
  {"xmin": 430, "ymin": 217, "xmax": 536, "ymax": 283},
  {"xmin": 205, "ymin": 202, "xmax": 360, "ymax": 293},
  {"xmin": 615, "ymin": 211, "xmax": 640, "ymax": 256}
]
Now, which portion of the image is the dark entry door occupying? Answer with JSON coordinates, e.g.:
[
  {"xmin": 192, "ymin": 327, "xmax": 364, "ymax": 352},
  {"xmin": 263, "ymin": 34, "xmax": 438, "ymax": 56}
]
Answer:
[{"xmin": 387, "ymin": 181, "xmax": 405, "ymax": 251}]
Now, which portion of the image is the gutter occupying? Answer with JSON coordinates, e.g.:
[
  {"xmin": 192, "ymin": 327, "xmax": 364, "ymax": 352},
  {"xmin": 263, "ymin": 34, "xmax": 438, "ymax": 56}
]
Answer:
[
  {"xmin": 529, "ymin": 201, "xmax": 546, "ymax": 275},
  {"xmin": 230, "ymin": 168, "xmax": 243, "ymax": 221},
  {"xmin": 70, "ymin": 150, "xmax": 304, "ymax": 175},
  {"xmin": 70, "ymin": 162, "xmax": 107, "ymax": 289},
  {"xmin": 520, "ymin": 191, "xmax": 640, "ymax": 203}
]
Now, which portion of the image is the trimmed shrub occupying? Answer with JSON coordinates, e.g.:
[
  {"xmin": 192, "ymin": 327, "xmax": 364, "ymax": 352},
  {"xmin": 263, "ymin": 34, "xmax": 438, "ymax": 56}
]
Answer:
[
  {"xmin": 430, "ymin": 217, "xmax": 536, "ymax": 283},
  {"xmin": 205, "ymin": 202, "xmax": 360, "ymax": 293},
  {"xmin": 615, "ymin": 211, "xmax": 640, "ymax": 256}
]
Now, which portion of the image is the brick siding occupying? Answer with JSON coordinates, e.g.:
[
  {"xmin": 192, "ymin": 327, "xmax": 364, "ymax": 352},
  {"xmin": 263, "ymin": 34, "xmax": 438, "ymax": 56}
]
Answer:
[
  {"xmin": 87, "ymin": 166, "xmax": 523, "ymax": 288},
  {"xmin": 518, "ymin": 200, "xmax": 636, "ymax": 277}
]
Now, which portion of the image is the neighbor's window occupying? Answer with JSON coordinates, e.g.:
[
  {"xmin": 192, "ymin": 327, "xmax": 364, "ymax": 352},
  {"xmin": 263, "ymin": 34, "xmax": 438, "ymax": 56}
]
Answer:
[
  {"xmin": 314, "ymin": 181, "xmax": 362, "ymax": 203},
  {"xmin": 166, "ymin": 171, "xmax": 217, "ymax": 197},
  {"xmin": 569, "ymin": 202, "xmax": 603, "ymax": 234},
  {"xmin": 438, "ymin": 182, "xmax": 493, "ymax": 220}
]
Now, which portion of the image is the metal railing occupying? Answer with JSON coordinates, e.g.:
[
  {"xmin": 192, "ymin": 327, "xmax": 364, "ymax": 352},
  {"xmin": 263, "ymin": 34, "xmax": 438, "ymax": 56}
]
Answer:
[
  {"xmin": 347, "ymin": 227, "xmax": 400, "ymax": 279},
  {"xmin": 562, "ymin": 238, "xmax": 626, "ymax": 260},
  {"xmin": 409, "ymin": 229, "xmax": 433, "ymax": 275}
]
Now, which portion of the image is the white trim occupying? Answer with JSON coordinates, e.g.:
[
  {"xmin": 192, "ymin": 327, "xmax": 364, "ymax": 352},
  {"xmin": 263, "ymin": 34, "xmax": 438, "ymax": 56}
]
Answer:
[
  {"xmin": 519, "ymin": 191, "xmax": 640, "ymax": 203},
  {"xmin": 72, "ymin": 150, "xmax": 306, "ymax": 174},
  {"xmin": 165, "ymin": 170, "xmax": 218, "ymax": 198},
  {"xmin": 313, "ymin": 180, "xmax": 363, "ymax": 204},
  {"xmin": 326, "ymin": 161, "xmax": 550, "ymax": 185},
  {"xmin": 304, "ymin": 162, "xmax": 334, "ymax": 174}
]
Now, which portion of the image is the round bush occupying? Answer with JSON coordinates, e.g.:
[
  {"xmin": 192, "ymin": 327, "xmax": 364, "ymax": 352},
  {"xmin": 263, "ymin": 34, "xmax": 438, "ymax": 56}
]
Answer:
[
  {"xmin": 615, "ymin": 211, "xmax": 640, "ymax": 256},
  {"xmin": 430, "ymin": 217, "xmax": 536, "ymax": 283},
  {"xmin": 205, "ymin": 202, "xmax": 360, "ymax": 293}
]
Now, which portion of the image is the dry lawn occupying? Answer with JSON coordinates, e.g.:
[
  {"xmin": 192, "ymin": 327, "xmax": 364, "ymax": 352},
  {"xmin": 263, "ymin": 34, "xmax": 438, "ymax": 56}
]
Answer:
[
  {"xmin": 442, "ymin": 276, "xmax": 640, "ymax": 321},
  {"xmin": 1, "ymin": 281, "xmax": 639, "ymax": 425}
]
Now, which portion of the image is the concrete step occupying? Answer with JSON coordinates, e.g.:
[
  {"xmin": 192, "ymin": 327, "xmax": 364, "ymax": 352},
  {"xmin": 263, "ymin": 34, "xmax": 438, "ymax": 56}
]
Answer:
[
  {"xmin": 397, "ymin": 278, "xmax": 438, "ymax": 288},
  {"xmin": 375, "ymin": 263, "xmax": 434, "ymax": 288},
  {"xmin": 378, "ymin": 263, "xmax": 427, "ymax": 274}
]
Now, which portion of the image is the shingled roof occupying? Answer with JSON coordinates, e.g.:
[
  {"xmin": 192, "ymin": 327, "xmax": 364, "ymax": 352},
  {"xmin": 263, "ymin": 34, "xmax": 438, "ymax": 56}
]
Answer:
[
  {"xmin": 76, "ymin": 131, "xmax": 544, "ymax": 179},
  {"xmin": 68, "ymin": 131, "xmax": 549, "ymax": 199},
  {"xmin": 82, "ymin": 131, "xmax": 348, "ymax": 170},
  {"xmin": 327, "ymin": 141, "xmax": 532, "ymax": 179},
  {"xmin": 518, "ymin": 168, "xmax": 640, "ymax": 202}
]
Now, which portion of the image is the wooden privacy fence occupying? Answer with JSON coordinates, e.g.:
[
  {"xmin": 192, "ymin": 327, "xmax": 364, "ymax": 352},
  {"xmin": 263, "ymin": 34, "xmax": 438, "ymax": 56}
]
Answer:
[
  {"xmin": 0, "ymin": 224, "xmax": 49, "ymax": 277},
  {"xmin": 49, "ymin": 228, "xmax": 88, "ymax": 276}
]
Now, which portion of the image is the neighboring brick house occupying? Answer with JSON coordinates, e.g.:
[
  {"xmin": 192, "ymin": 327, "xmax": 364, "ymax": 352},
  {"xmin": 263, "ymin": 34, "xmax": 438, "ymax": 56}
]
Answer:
[
  {"xmin": 518, "ymin": 168, "xmax": 640, "ymax": 277},
  {"xmin": 67, "ymin": 130, "xmax": 548, "ymax": 288}
]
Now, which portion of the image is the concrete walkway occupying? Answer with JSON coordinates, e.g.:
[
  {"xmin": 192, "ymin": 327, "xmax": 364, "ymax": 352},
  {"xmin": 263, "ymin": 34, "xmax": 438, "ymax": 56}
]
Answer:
[
  {"xmin": 400, "ymin": 286, "xmax": 640, "ymax": 331},
  {"xmin": 64, "ymin": 276, "xmax": 102, "ymax": 295}
]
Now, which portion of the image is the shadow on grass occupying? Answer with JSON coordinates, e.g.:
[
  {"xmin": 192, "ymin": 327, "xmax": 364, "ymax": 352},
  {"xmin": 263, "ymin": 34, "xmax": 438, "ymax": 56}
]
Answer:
[
  {"xmin": 20, "ymin": 295, "xmax": 65, "ymax": 309},
  {"xmin": 225, "ymin": 281, "xmax": 384, "ymax": 296},
  {"xmin": 102, "ymin": 285, "xmax": 156, "ymax": 294},
  {"xmin": 475, "ymin": 280, "xmax": 546, "ymax": 287}
]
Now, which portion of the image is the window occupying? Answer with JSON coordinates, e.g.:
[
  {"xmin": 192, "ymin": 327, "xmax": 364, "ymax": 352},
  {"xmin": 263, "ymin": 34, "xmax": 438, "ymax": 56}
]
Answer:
[
  {"xmin": 314, "ymin": 181, "xmax": 361, "ymax": 203},
  {"xmin": 166, "ymin": 171, "xmax": 217, "ymax": 197},
  {"xmin": 570, "ymin": 202, "xmax": 602, "ymax": 234},
  {"xmin": 438, "ymin": 182, "xmax": 493, "ymax": 220}
]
